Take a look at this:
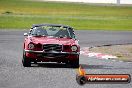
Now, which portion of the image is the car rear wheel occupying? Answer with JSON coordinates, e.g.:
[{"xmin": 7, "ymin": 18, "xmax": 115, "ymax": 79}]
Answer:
[{"xmin": 22, "ymin": 50, "xmax": 31, "ymax": 67}]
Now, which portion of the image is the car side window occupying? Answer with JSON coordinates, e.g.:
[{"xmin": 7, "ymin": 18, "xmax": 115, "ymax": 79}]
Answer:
[
  {"xmin": 29, "ymin": 28, "xmax": 36, "ymax": 36},
  {"xmin": 68, "ymin": 28, "xmax": 76, "ymax": 39},
  {"xmin": 29, "ymin": 29, "xmax": 33, "ymax": 35}
]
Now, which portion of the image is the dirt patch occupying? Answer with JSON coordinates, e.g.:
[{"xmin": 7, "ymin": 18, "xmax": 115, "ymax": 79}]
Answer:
[{"xmin": 90, "ymin": 44, "xmax": 132, "ymax": 62}]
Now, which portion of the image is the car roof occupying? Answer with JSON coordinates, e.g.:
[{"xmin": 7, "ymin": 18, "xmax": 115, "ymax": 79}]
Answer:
[{"xmin": 32, "ymin": 24, "xmax": 72, "ymax": 28}]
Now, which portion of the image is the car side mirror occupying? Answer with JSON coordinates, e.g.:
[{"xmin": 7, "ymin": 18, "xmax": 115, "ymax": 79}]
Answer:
[{"xmin": 24, "ymin": 33, "xmax": 28, "ymax": 36}]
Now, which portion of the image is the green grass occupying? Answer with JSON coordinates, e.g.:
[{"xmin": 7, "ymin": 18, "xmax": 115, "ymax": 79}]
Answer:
[{"xmin": 0, "ymin": 0, "xmax": 132, "ymax": 30}]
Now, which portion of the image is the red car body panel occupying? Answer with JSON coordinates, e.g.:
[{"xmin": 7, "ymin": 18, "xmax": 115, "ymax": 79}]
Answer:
[
  {"xmin": 23, "ymin": 24, "xmax": 80, "ymax": 64},
  {"xmin": 24, "ymin": 36, "xmax": 80, "ymax": 51}
]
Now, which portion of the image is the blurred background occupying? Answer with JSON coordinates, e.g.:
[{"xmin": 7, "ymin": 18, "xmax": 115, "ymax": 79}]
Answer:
[
  {"xmin": 0, "ymin": 0, "xmax": 132, "ymax": 30},
  {"xmin": 44, "ymin": 0, "xmax": 132, "ymax": 4}
]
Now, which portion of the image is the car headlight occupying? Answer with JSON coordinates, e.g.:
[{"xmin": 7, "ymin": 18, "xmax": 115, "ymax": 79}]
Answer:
[
  {"xmin": 71, "ymin": 45, "xmax": 78, "ymax": 52},
  {"xmin": 28, "ymin": 43, "xmax": 34, "ymax": 49}
]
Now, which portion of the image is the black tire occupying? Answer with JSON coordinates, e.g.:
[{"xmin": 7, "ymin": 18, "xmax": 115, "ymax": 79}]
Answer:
[
  {"xmin": 70, "ymin": 58, "xmax": 79, "ymax": 68},
  {"xmin": 22, "ymin": 50, "xmax": 31, "ymax": 67}
]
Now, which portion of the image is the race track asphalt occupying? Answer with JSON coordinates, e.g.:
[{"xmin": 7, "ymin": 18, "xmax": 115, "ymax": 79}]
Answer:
[{"xmin": 0, "ymin": 30, "xmax": 132, "ymax": 88}]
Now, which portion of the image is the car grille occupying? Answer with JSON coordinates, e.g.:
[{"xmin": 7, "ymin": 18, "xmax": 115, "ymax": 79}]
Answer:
[{"xmin": 43, "ymin": 44, "xmax": 62, "ymax": 52}]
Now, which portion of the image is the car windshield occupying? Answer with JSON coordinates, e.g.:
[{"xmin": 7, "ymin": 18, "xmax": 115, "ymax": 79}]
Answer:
[{"xmin": 30, "ymin": 26, "xmax": 76, "ymax": 39}]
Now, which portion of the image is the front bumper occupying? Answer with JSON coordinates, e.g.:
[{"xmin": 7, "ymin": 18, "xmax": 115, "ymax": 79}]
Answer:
[
  {"xmin": 24, "ymin": 49, "xmax": 79, "ymax": 55},
  {"xmin": 24, "ymin": 49, "xmax": 79, "ymax": 61}
]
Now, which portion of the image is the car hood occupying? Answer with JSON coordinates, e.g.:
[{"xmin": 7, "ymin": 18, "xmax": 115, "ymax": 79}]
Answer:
[{"xmin": 30, "ymin": 36, "xmax": 77, "ymax": 45}]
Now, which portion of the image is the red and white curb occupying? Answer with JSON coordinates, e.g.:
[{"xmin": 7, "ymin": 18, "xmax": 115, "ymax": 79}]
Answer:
[
  {"xmin": 80, "ymin": 47, "xmax": 118, "ymax": 60},
  {"xmin": 80, "ymin": 47, "xmax": 132, "ymax": 63}
]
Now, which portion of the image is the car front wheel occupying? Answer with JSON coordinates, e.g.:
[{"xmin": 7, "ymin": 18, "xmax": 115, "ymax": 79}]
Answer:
[{"xmin": 22, "ymin": 50, "xmax": 31, "ymax": 67}]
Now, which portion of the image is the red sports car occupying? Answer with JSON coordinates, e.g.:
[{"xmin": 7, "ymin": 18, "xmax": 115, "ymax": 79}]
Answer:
[{"xmin": 22, "ymin": 24, "xmax": 80, "ymax": 67}]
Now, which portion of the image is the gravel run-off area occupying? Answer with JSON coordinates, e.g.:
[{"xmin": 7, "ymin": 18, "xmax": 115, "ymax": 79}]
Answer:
[{"xmin": 90, "ymin": 44, "xmax": 132, "ymax": 62}]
